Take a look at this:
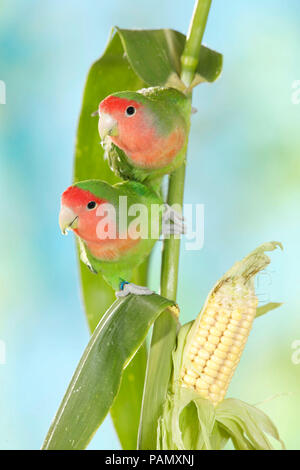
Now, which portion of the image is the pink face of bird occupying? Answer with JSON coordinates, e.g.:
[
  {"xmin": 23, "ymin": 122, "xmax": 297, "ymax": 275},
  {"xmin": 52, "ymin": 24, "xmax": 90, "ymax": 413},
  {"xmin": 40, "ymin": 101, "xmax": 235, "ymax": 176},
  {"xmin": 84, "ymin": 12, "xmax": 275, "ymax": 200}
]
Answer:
[
  {"xmin": 59, "ymin": 186, "xmax": 107, "ymax": 243},
  {"xmin": 59, "ymin": 185, "xmax": 141, "ymax": 262},
  {"xmin": 98, "ymin": 95, "xmax": 155, "ymax": 156}
]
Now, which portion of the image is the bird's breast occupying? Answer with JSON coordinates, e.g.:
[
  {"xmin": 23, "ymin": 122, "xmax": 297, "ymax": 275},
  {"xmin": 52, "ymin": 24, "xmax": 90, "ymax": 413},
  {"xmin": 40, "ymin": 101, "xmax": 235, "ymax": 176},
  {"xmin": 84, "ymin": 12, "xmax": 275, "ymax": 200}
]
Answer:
[
  {"xmin": 110, "ymin": 125, "xmax": 185, "ymax": 170},
  {"xmin": 86, "ymin": 236, "xmax": 140, "ymax": 261}
]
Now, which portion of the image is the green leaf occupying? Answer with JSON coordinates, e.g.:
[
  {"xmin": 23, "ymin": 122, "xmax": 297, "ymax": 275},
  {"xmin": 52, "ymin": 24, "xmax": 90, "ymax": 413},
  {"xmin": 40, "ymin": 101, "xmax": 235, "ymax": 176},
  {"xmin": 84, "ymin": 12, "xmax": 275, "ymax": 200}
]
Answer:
[
  {"xmin": 191, "ymin": 45, "xmax": 223, "ymax": 88},
  {"xmin": 110, "ymin": 345, "xmax": 147, "ymax": 450},
  {"xmin": 209, "ymin": 422, "xmax": 230, "ymax": 450},
  {"xmin": 233, "ymin": 400, "xmax": 285, "ymax": 449},
  {"xmin": 177, "ymin": 393, "xmax": 216, "ymax": 450},
  {"xmin": 193, "ymin": 397, "xmax": 216, "ymax": 450},
  {"xmin": 42, "ymin": 294, "xmax": 174, "ymax": 450},
  {"xmin": 179, "ymin": 401, "xmax": 201, "ymax": 450},
  {"xmin": 256, "ymin": 302, "xmax": 282, "ymax": 319},
  {"xmin": 138, "ymin": 310, "xmax": 178, "ymax": 450},
  {"xmin": 73, "ymin": 29, "xmax": 148, "ymax": 448},
  {"xmin": 216, "ymin": 398, "xmax": 285, "ymax": 450},
  {"xmin": 115, "ymin": 28, "xmax": 222, "ymax": 90},
  {"xmin": 217, "ymin": 417, "xmax": 254, "ymax": 450}
]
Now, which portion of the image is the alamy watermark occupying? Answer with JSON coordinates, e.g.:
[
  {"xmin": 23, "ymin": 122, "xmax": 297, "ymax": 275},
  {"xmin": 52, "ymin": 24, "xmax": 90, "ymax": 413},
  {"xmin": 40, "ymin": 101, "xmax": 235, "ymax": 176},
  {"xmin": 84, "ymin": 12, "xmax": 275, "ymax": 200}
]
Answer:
[
  {"xmin": 0, "ymin": 80, "xmax": 6, "ymax": 104},
  {"xmin": 88, "ymin": 198, "xmax": 205, "ymax": 251}
]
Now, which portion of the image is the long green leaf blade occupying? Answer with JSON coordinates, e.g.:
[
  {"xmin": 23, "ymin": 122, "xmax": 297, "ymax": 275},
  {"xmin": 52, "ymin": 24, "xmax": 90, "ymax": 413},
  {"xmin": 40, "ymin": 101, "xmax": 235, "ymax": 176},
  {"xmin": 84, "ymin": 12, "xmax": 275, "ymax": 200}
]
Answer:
[
  {"xmin": 138, "ymin": 311, "xmax": 178, "ymax": 449},
  {"xmin": 42, "ymin": 294, "xmax": 174, "ymax": 450},
  {"xmin": 110, "ymin": 345, "xmax": 147, "ymax": 450}
]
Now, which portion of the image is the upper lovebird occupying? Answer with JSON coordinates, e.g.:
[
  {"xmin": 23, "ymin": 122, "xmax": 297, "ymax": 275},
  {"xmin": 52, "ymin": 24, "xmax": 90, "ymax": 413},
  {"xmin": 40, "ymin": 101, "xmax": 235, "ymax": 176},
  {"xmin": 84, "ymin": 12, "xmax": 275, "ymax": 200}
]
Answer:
[
  {"xmin": 59, "ymin": 179, "xmax": 185, "ymax": 296},
  {"xmin": 96, "ymin": 87, "xmax": 191, "ymax": 186}
]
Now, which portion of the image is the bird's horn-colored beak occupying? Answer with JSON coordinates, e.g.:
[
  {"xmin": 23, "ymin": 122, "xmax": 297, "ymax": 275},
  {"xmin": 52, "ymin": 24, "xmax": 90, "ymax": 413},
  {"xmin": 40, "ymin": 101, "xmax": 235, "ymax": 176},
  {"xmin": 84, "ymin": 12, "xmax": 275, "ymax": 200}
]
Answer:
[
  {"xmin": 98, "ymin": 112, "xmax": 118, "ymax": 139},
  {"xmin": 59, "ymin": 206, "xmax": 78, "ymax": 235}
]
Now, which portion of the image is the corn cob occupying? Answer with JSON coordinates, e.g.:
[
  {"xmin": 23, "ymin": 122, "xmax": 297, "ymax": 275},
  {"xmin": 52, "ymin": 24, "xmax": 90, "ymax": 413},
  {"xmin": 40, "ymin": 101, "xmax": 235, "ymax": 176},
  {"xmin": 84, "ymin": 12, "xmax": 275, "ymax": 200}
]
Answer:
[
  {"xmin": 181, "ymin": 280, "xmax": 257, "ymax": 406},
  {"xmin": 180, "ymin": 242, "xmax": 282, "ymax": 406}
]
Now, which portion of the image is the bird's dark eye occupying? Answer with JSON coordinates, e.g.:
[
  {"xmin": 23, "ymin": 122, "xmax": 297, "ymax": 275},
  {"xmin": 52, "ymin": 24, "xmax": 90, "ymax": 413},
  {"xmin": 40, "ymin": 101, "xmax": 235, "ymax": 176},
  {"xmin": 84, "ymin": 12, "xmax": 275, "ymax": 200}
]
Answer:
[
  {"xmin": 125, "ymin": 106, "xmax": 136, "ymax": 116},
  {"xmin": 87, "ymin": 201, "xmax": 97, "ymax": 210}
]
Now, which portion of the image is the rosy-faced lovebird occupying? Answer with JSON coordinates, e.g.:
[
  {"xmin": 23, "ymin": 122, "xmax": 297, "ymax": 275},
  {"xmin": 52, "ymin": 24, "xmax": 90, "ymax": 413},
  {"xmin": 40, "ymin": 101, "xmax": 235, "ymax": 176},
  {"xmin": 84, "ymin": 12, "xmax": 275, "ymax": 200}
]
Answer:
[
  {"xmin": 59, "ymin": 179, "xmax": 185, "ymax": 296},
  {"xmin": 97, "ymin": 87, "xmax": 191, "ymax": 185}
]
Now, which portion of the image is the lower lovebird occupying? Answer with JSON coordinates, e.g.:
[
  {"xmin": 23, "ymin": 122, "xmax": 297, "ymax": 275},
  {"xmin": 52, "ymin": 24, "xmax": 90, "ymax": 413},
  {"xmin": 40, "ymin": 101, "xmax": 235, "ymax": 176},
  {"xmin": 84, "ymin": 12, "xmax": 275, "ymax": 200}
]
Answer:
[
  {"xmin": 59, "ymin": 179, "xmax": 185, "ymax": 296},
  {"xmin": 95, "ymin": 86, "xmax": 191, "ymax": 187}
]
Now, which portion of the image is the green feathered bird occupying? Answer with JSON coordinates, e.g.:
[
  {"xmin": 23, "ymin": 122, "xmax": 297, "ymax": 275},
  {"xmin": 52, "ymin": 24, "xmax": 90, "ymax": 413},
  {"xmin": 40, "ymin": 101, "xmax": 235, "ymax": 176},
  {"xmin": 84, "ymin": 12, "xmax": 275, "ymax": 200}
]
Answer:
[
  {"xmin": 96, "ymin": 86, "xmax": 191, "ymax": 187},
  {"xmin": 59, "ymin": 179, "xmax": 184, "ymax": 296}
]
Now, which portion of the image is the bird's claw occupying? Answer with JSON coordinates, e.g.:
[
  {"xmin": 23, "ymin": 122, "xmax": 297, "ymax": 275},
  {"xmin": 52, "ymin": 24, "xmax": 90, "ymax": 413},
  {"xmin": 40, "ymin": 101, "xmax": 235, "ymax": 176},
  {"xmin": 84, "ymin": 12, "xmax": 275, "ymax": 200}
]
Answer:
[{"xmin": 116, "ymin": 282, "xmax": 154, "ymax": 298}]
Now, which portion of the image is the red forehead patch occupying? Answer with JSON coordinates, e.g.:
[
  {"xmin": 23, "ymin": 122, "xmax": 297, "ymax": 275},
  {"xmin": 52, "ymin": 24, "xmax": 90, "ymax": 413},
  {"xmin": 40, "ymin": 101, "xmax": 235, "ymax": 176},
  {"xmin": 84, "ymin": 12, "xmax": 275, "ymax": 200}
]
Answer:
[
  {"xmin": 99, "ymin": 95, "xmax": 141, "ymax": 114},
  {"xmin": 62, "ymin": 185, "xmax": 106, "ymax": 207}
]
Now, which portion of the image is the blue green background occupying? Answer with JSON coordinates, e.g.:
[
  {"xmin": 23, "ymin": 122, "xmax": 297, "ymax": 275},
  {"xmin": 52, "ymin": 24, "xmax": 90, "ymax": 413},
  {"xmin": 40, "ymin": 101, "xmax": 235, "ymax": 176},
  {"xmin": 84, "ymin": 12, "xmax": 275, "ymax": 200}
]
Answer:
[{"xmin": 0, "ymin": 0, "xmax": 299, "ymax": 449}]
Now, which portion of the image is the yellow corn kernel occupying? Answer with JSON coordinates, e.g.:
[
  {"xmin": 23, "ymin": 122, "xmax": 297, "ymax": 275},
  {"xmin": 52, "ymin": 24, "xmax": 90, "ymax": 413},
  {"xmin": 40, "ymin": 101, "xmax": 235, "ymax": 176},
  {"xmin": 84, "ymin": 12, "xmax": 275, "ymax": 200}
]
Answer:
[
  {"xmin": 189, "ymin": 346, "xmax": 198, "ymax": 355},
  {"xmin": 218, "ymin": 343, "xmax": 230, "ymax": 352},
  {"xmin": 206, "ymin": 359, "xmax": 220, "ymax": 371},
  {"xmin": 183, "ymin": 374, "xmax": 196, "ymax": 386},
  {"xmin": 186, "ymin": 369, "xmax": 198, "ymax": 378},
  {"xmin": 195, "ymin": 378, "xmax": 209, "ymax": 390},
  {"xmin": 201, "ymin": 374, "xmax": 215, "ymax": 385},
  {"xmin": 217, "ymin": 314, "xmax": 229, "ymax": 324},
  {"xmin": 220, "ymin": 336, "xmax": 233, "ymax": 346},
  {"xmin": 224, "ymin": 358, "xmax": 236, "ymax": 368},
  {"xmin": 218, "ymin": 372, "xmax": 230, "ymax": 382},
  {"xmin": 198, "ymin": 328, "xmax": 209, "ymax": 337},
  {"xmin": 210, "ymin": 327, "xmax": 223, "ymax": 337},
  {"xmin": 193, "ymin": 356, "xmax": 206, "ymax": 367},
  {"xmin": 204, "ymin": 342, "xmax": 216, "ymax": 353},
  {"xmin": 220, "ymin": 365, "xmax": 231, "ymax": 375},
  {"xmin": 223, "ymin": 329, "xmax": 235, "ymax": 338},
  {"xmin": 214, "ymin": 349, "xmax": 227, "ymax": 359},
  {"xmin": 210, "ymin": 354, "xmax": 223, "ymax": 365},
  {"xmin": 208, "ymin": 334, "xmax": 219, "ymax": 345},
  {"xmin": 210, "ymin": 384, "xmax": 221, "ymax": 393},
  {"xmin": 209, "ymin": 393, "xmax": 220, "ymax": 403},
  {"xmin": 232, "ymin": 310, "xmax": 242, "ymax": 321},
  {"xmin": 198, "ymin": 349, "xmax": 210, "ymax": 360},
  {"xmin": 215, "ymin": 320, "xmax": 227, "ymax": 330},
  {"xmin": 195, "ymin": 336, "xmax": 206, "ymax": 347},
  {"xmin": 204, "ymin": 366, "xmax": 218, "ymax": 378},
  {"xmin": 227, "ymin": 352, "xmax": 238, "ymax": 361}
]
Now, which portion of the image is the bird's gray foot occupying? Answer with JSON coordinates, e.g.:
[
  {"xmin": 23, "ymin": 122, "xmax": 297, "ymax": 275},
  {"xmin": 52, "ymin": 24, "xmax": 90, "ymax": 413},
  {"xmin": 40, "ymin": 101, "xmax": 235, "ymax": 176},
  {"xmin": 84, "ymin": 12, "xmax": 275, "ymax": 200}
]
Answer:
[{"xmin": 116, "ymin": 282, "xmax": 153, "ymax": 298}]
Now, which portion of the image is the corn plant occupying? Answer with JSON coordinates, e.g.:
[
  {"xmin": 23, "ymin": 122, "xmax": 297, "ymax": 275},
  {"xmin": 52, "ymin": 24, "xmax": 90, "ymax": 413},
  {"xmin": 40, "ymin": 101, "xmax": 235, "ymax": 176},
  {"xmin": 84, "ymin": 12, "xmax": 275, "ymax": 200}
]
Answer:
[{"xmin": 42, "ymin": 0, "xmax": 284, "ymax": 450}]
